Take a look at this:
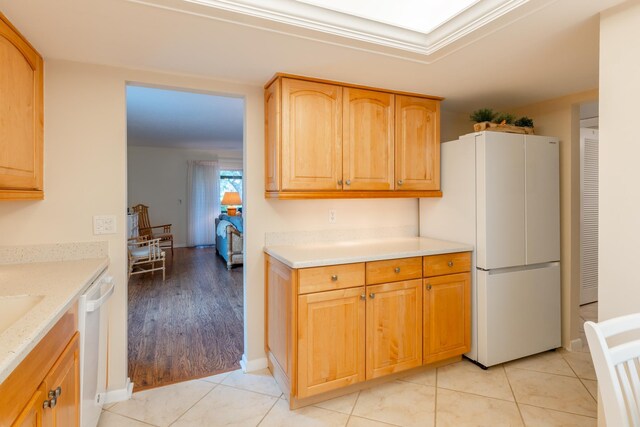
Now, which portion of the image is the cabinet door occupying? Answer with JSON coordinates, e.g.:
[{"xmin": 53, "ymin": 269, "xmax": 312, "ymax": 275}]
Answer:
[
  {"xmin": 343, "ymin": 88, "xmax": 394, "ymax": 191},
  {"xmin": 423, "ymin": 273, "xmax": 470, "ymax": 364},
  {"xmin": 395, "ymin": 96, "xmax": 439, "ymax": 191},
  {"xmin": 366, "ymin": 279, "xmax": 422, "ymax": 379},
  {"xmin": 0, "ymin": 14, "xmax": 43, "ymax": 197},
  {"xmin": 298, "ymin": 287, "xmax": 365, "ymax": 398},
  {"xmin": 281, "ymin": 78, "xmax": 342, "ymax": 191},
  {"xmin": 265, "ymin": 81, "xmax": 280, "ymax": 191},
  {"xmin": 12, "ymin": 384, "xmax": 46, "ymax": 427},
  {"xmin": 42, "ymin": 333, "xmax": 80, "ymax": 427}
]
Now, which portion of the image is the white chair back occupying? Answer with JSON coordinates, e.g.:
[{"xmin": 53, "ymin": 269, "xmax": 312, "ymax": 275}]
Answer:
[{"xmin": 585, "ymin": 314, "xmax": 640, "ymax": 427}]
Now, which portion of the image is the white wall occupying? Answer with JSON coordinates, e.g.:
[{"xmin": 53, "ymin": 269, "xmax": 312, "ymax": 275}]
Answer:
[
  {"xmin": 0, "ymin": 59, "xmax": 421, "ymax": 392},
  {"xmin": 599, "ymin": 1, "xmax": 640, "ymax": 321},
  {"xmin": 127, "ymin": 146, "xmax": 242, "ymax": 246}
]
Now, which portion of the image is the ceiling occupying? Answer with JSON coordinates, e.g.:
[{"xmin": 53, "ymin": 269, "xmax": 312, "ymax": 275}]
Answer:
[
  {"xmin": 126, "ymin": 85, "xmax": 243, "ymax": 150},
  {"xmin": 0, "ymin": 0, "xmax": 625, "ymax": 112}
]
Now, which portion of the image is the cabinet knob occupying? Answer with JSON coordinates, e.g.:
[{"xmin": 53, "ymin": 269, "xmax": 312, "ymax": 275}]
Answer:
[
  {"xmin": 345, "ymin": 180, "xmax": 351, "ymax": 185},
  {"xmin": 369, "ymin": 293, "xmax": 375, "ymax": 299},
  {"xmin": 394, "ymin": 267, "xmax": 401, "ymax": 273},
  {"xmin": 448, "ymin": 261, "xmax": 454, "ymax": 267},
  {"xmin": 360, "ymin": 293, "xmax": 366, "ymax": 300},
  {"xmin": 338, "ymin": 179, "xmax": 343, "ymax": 185},
  {"xmin": 426, "ymin": 284, "xmax": 432, "ymax": 290},
  {"xmin": 331, "ymin": 275, "xmax": 338, "ymax": 281},
  {"xmin": 397, "ymin": 180, "xmax": 404, "ymax": 186}
]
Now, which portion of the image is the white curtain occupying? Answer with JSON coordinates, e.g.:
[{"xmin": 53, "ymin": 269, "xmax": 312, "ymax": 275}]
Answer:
[{"xmin": 187, "ymin": 161, "xmax": 220, "ymax": 247}]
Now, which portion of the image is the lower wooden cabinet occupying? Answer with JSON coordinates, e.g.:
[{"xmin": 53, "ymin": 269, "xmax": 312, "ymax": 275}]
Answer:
[
  {"xmin": 265, "ymin": 252, "xmax": 471, "ymax": 407},
  {"xmin": 423, "ymin": 273, "xmax": 471, "ymax": 364},
  {"xmin": 12, "ymin": 384, "xmax": 46, "ymax": 427},
  {"xmin": 366, "ymin": 280, "xmax": 422, "ymax": 379},
  {"xmin": 41, "ymin": 333, "xmax": 80, "ymax": 427},
  {"xmin": 297, "ymin": 287, "xmax": 365, "ymax": 398},
  {"xmin": 0, "ymin": 306, "xmax": 79, "ymax": 427}
]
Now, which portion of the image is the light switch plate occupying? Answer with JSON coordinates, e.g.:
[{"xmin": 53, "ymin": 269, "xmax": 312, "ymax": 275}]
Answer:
[{"xmin": 93, "ymin": 215, "xmax": 116, "ymax": 235}]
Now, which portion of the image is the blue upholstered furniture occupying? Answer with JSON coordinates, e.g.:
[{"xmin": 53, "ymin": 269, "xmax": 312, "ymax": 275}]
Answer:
[{"xmin": 215, "ymin": 214, "xmax": 243, "ymax": 269}]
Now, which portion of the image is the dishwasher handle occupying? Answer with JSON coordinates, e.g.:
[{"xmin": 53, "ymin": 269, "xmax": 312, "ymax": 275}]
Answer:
[{"xmin": 86, "ymin": 277, "xmax": 115, "ymax": 313}]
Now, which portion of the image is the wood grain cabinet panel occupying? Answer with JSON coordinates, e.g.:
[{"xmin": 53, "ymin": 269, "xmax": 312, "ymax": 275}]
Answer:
[
  {"xmin": 395, "ymin": 96, "xmax": 440, "ymax": 191},
  {"xmin": 423, "ymin": 252, "xmax": 471, "ymax": 277},
  {"xmin": 12, "ymin": 384, "xmax": 45, "ymax": 427},
  {"xmin": 0, "ymin": 13, "xmax": 43, "ymax": 200},
  {"xmin": 423, "ymin": 273, "xmax": 471, "ymax": 364},
  {"xmin": 366, "ymin": 279, "xmax": 422, "ymax": 379},
  {"xmin": 298, "ymin": 263, "xmax": 365, "ymax": 294},
  {"xmin": 266, "ymin": 257, "xmax": 296, "ymax": 386},
  {"xmin": 265, "ymin": 82, "xmax": 280, "ymax": 192},
  {"xmin": 366, "ymin": 257, "xmax": 422, "ymax": 285},
  {"xmin": 281, "ymin": 78, "xmax": 343, "ymax": 191},
  {"xmin": 343, "ymin": 88, "xmax": 394, "ymax": 191},
  {"xmin": 41, "ymin": 333, "xmax": 80, "ymax": 427},
  {"xmin": 297, "ymin": 287, "xmax": 366, "ymax": 398}
]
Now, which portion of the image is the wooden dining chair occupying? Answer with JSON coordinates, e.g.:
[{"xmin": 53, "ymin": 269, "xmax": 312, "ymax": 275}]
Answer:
[
  {"xmin": 131, "ymin": 204, "xmax": 174, "ymax": 255},
  {"xmin": 585, "ymin": 313, "xmax": 640, "ymax": 427},
  {"xmin": 127, "ymin": 237, "xmax": 166, "ymax": 280}
]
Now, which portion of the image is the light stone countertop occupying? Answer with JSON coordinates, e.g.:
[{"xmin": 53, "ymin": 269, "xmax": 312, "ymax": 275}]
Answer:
[
  {"xmin": 0, "ymin": 257, "xmax": 109, "ymax": 384},
  {"xmin": 264, "ymin": 237, "xmax": 474, "ymax": 268}
]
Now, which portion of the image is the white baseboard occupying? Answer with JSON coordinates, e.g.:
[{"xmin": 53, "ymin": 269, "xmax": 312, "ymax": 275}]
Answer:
[
  {"xmin": 569, "ymin": 338, "xmax": 583, "ymax": 352},
  {"xmin": 240, "ymin": 354, "xmax": 268, "ymax": 372},
  {"xmin": 103, "ymin": 378, "xmax": 134, "ymax": 403}
]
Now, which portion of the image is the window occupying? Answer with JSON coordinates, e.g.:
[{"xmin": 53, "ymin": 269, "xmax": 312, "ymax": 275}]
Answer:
[{"xmin": 220, "ymin": 170, "xmax": 243, "ymax": 212}]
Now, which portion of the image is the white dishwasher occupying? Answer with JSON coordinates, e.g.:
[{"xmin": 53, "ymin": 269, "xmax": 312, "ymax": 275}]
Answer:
[{"xmin": 78, "ymin": 270, "xmax": 114, "ymax": 427}]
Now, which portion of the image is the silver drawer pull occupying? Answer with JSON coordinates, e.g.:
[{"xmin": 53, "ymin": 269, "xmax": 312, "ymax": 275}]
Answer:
[
  {"xmin": 369, "ymin": 293, "xmax": 375, "ymax": 299},
  {"xmin": 360, "ymin": 294, "xmax": 366, "ymax": 300},
  {"xmin": 338, "ymin": 179, "xmax": 343, "ymax": 185},
  {"xmin": 394, "ymin": 267, "xmax": 401, "ymax": 273},
  {"xmin": 448, "ymin": 261, "xmax": 454, "ymax": 267},
  {"xmin": 397, "ymin": 180, "xmax": 404, "ymax": 186},
  {"xmin": 331, "ymin": 275, "xmax": 338, "ymax": 281}
]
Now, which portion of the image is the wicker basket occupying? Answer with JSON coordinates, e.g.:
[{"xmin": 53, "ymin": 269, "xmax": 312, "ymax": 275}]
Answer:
[{"xmin": 473, "ymin": 121, "xmax": 535, "ymax": 135}]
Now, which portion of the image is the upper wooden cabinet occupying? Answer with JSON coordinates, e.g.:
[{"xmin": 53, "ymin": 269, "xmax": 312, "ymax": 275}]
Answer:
[
  {"xmin": 281, "ymin": 78, "xmax": 343, "ymax": 191},
  {"xmin": 0, "ymin": 13, "xmax": 44, "ymax": 200},
  {"xmin": 343, "ymin": 88, "xmax": 394, "ymax": 191},
  {"xmin": 265, "ymin": 74, "xmax": 442, "ymax": 199},
  {"xmin": 395, "ymin": 96, "xmax": 440, "ymax": 191}
]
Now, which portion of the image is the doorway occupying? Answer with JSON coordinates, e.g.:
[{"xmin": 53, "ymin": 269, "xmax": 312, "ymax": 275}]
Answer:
[{"xmin": 125, "ymin": 84, "xmax": 245, "ymax": 390}]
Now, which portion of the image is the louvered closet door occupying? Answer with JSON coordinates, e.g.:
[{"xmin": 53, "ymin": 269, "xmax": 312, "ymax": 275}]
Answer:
[{"xmin": 580, "ymin": 128, "xmax": 599, "ymax": 305}]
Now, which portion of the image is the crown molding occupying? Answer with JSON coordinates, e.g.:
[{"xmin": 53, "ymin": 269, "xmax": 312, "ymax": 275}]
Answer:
[{"xmin": 127, "ymin": 0, "xmax": 557, "ymax": 60}]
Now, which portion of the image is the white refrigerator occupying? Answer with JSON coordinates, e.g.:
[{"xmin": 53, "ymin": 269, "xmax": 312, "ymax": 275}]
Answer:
[{"xmin": 420, "ymin": 131, "xmax": 561, "ymax": 368}]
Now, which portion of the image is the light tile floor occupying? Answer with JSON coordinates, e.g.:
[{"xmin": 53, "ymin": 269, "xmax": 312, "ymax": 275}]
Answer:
[{"xmin": 99, "ymin": 303, "xmax": 600, "ymax": 427}]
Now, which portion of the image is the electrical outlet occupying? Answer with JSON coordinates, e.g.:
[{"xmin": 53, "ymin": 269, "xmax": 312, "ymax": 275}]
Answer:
[
  {"xmin": 93, "ymin": 215, "xmax": 116, "ymax": 235},
  {"xmin": 329, "ymin": 209, "xmax": 337, "ymax": 224}
]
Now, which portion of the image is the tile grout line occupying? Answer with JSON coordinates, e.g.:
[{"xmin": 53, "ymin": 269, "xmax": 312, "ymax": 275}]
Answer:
[
  {"xmin": 167, "ymin": 382, "xmax": 220, "ymax": 427},
  {"xmin": 101, "ymin": 410, "xmax": 161, "ymax": 427},
  {"xmin": 217, "ymin": 381, "xmax": 284, "ymax": 399},
  {"xmin": 434, "ymin": 367, "xmax": 439, "ymax": 427},
  {"xmin": 516, "ymin": 402, "xmax": 598, "ymax": 419},
  {"xmin": 256, "ymin": 395, "xmax": 282, "ymax": 426},
  {"xmin": 502, "ymin": 364, "xmax": 526, "ymax": 426}
]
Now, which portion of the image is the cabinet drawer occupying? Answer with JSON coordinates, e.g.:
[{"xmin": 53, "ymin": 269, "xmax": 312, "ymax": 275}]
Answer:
[
  {"xmin": 299, "ymin": 263, "xmax": 365, "ymax": 294},
  {"xmin": 366, "ymin": 257, "xmax": 422, "ymax": 285},
  {"xmin": 424, "ymin": 252, "xmax": 471, "ymax": 277}
]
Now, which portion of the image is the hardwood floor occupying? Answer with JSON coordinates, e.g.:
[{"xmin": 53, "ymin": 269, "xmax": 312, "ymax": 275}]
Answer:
[{"xmin": 128, "ymin": 247, "xmax": 243, "ymax": 391}]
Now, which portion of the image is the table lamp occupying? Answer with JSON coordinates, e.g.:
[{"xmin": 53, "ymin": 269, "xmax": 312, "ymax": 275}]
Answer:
[{"xmin": 221, "ymin": 191, "xmax": 242, "ymax": 216}]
